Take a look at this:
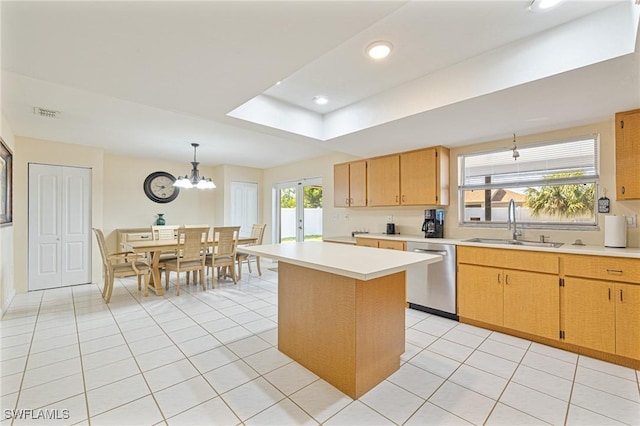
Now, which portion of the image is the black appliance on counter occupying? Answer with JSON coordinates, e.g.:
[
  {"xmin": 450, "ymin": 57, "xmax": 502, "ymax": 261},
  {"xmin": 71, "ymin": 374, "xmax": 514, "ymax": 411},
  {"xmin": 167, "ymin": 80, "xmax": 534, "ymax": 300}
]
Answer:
[
  {"xmin": 386, "ymin": 223, "xmax": 396, "ymax": 235},
  {"xmin": 422, "ymin": 209, "xmax": 444, "ymax": 238}
]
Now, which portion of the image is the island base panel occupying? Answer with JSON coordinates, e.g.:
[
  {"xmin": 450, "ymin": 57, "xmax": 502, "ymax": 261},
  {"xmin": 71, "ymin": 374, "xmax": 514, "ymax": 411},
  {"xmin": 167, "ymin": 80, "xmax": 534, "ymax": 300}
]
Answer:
[{"xmin": 278, "ymin": 262, "xmax": 405, "ymax": 399}]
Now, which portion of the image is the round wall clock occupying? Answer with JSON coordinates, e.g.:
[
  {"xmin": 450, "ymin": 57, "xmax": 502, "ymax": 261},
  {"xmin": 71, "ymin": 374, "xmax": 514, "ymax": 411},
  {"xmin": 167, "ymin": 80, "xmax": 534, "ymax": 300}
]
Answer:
[{"xmin": 143, "ymin": 171, "xmax": 179, "ymax": 203}]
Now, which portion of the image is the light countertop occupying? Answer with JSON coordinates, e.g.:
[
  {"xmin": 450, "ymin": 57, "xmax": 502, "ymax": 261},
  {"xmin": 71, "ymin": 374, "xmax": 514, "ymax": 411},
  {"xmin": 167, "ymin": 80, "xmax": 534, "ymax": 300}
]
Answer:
[
  {"xmin": 323, "ymin": 233, "xmax": 640, "ymax": 259},
  {"xmin": 240, "ymin": 241, "xmax": 442, "ymax": 281}
]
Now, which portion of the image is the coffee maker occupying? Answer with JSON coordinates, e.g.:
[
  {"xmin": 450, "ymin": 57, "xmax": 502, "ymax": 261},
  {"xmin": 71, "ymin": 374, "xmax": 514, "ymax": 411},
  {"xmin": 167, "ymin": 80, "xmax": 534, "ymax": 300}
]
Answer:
[{"xmin": 422, "ymin": 209, "xmax": 444, "ymax": 238}]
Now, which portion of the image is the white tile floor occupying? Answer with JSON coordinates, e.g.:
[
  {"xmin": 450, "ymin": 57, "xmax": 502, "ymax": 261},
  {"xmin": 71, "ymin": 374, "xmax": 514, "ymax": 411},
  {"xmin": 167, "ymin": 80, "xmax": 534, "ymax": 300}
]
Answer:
[{"xmin": 1, "ymin": 267, "xmax": 639, "ymax": 426}]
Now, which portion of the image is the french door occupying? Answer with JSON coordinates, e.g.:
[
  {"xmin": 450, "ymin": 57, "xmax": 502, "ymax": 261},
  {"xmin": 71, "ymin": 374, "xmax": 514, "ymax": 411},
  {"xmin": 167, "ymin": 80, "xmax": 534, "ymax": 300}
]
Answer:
[
  {"xmin": 28, "ymin": 164, "xmax": 92, "ymax": 290},
  {"xmin": 274, "ymin": 178, "xmax": 322, "ymax": 243}
]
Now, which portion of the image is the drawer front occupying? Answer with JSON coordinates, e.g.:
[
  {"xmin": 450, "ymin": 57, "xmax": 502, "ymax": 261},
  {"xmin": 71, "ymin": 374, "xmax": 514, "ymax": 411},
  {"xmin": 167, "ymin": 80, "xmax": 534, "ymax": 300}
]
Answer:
[
  {"xmin": 563, "ymin": 254, "xmax": 640, "ymax": 284},
  {"xmin": 126, "ymin": 232, "xmax": 153, "ymax": 241},
  {"xmin": 378, "ymin": 240, "xmax": 406, "ymax": 251},
  {"xmin": 356, "ymin": 238, "xmax": 379, "ymax": 248},
  {"xmin": 458, "ymin": 246, "xmax": 558, "ymax": 274}
]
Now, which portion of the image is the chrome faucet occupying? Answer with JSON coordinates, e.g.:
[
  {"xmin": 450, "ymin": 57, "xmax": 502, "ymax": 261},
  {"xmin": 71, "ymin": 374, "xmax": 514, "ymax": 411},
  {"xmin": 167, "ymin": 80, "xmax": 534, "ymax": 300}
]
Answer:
[{"xmin": 507, "ymin": 198, "xmax": 521, "ymax": 241}]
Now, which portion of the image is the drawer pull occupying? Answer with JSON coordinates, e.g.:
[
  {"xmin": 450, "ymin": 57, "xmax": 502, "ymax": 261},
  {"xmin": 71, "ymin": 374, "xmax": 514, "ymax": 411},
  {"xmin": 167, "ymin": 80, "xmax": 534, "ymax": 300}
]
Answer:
[
  {"xmin": 141, "ymin": 235, "xmax": 150, "ymax": 239},
  {"xmin": 606, "ymin": 269, "xmax": 623, "ymax": 275}
]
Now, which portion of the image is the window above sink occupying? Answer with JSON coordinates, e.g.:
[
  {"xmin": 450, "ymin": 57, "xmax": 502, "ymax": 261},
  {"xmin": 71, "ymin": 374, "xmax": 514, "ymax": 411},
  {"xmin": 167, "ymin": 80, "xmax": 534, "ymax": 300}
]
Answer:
[{"xmin": 458, "ymin": 134, "xmax": 599, "ymax": 230}]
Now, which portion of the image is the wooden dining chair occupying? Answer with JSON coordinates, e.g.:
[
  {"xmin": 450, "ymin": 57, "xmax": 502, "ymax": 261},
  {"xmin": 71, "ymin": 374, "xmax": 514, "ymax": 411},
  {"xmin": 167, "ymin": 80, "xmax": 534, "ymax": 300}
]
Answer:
[
  {"xmin": 236, "ymin": 224, "xmax": 267, "ymax": 279},
  {"xmin": 93, "ymin": 228, "xmax": 151, "ymax": 303},
  {"xmin": 205, "ymin": 226, "xmax": 240, "ymax": 285},
  {"xmin": 152, "ymin": 225, "xmax": 179, "ymax": 240},
  {"xmin": 151, "ymin": 225, "xmax": 179, "ymax": 280},
  {"xmin": 163, "ymin": 227, "xmax": 209, "ymax": 295}
]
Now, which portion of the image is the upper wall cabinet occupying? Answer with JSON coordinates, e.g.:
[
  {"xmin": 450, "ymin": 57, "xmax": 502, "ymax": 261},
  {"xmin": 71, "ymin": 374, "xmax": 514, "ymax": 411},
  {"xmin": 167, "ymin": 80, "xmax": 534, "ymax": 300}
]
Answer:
[
  {"xmin": 334, "ymin": 160, "xmax": 367, "ymax": 207},
  {"xmin": 615, "ymin": 109, "xmax": 640, "ymax": 200},
  {"xmin": 335, "ymin": 146, "xmax": 450, "ymax": 208},
  {"xmin": 367, "ymin": 155, "xmax": 400, "ymax": 206},
  {"xmin": 401, "ymin": 147, "xmax": 449, "ymax": 206}
]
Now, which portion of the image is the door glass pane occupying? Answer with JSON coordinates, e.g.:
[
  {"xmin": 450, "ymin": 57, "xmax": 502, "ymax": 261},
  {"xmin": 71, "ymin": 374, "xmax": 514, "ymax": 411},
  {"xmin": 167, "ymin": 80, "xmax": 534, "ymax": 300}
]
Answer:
[
  {"xmin": 303, "ymin": 184, "xmax": 322, "ymax": 241},
  {"xmin": 279, "ymin": 186, "xmax": 297, "ymax": 243}
]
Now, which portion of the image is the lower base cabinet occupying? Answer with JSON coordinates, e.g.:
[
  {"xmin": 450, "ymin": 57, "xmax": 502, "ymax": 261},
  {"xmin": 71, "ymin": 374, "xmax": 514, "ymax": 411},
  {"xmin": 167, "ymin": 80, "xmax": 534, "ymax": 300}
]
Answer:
[
  {"xmin": 564, "ymin": 278, "xmax": 640, "ymax": 359},
  {"xmin": 503, "ymin": 269, "xmax": 559, "ymax": 340},
  {"xmin": 458, "ymin": 264, "xmax": 503, "ymax": 327},
  {"xmin": 458, "ymin": 248, "xmax": 640, "ymax": 369},
  {"xmin": 458, "ymin": 263, "xmax": 559, "ymax": 340}
]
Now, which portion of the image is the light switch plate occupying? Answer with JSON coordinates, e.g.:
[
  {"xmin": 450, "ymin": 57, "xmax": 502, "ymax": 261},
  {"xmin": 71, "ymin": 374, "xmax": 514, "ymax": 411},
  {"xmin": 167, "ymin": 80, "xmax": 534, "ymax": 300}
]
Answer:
[{"xmin": 625, "ymin": 214, "xmax": 637, "ymax": 228}]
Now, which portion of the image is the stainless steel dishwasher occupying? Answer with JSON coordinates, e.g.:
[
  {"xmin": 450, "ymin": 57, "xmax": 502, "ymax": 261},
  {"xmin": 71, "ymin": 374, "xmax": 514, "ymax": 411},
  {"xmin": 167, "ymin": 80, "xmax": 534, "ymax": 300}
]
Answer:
[{"xmin": 406, "ymin": 241, "xmax": 457, "ymax": 320}]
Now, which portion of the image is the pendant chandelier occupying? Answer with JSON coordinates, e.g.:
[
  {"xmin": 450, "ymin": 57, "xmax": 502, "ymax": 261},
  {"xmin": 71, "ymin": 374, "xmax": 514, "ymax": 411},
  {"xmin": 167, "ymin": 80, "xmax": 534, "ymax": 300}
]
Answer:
[{"xmin": 173, "ymin": 143, "xmax": 216, "ymax": 189}]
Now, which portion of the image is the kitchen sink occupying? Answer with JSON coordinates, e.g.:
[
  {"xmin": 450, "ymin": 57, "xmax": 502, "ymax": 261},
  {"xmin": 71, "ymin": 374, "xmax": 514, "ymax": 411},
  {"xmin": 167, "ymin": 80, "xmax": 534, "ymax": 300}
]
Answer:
[{"xmin": 463, "ymin": 238, "xmax": 563, "ymax": 248}]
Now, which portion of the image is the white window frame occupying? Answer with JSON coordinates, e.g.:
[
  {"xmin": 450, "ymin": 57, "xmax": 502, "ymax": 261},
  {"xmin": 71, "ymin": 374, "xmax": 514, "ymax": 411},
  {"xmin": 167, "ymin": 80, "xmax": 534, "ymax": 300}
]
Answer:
[{"xmin": 458, "ymin": 134, "xmax": 600, "ymax": 230}]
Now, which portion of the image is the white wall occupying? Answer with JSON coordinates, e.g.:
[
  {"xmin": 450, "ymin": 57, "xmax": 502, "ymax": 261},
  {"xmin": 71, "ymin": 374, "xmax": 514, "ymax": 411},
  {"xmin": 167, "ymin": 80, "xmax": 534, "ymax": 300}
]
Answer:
[
  {"xmin": 102, "ymin": 153, "xmax": 216, "ymax": 250},
  {"xmin": 447, "ymin": 121, "xmax": 640, "ymax": 247},
  {"xmin": 268, "ymin": 120, "xmax": 640, "ymax": 248},
  {"xmin": 13, "ymin": 137, "xmax": 105, "ymax": 293},
  {"xmin": 0, "ymin": 114, "xmax": 16, "ymax": 314}
]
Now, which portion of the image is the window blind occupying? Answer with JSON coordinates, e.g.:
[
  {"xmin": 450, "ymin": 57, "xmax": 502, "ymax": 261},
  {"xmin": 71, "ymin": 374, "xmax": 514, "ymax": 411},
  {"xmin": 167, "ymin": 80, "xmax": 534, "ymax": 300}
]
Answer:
[{"xmin": 459, "ymin": 135, "xmax": 599, "ymax": 190}]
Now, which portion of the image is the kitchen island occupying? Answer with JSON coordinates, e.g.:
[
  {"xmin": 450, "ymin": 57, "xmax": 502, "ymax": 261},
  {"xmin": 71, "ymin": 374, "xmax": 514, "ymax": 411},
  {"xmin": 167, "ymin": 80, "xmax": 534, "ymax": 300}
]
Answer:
[{"xmin": 240, "ymin": 241, "xmax": 441, "ymax": 398}]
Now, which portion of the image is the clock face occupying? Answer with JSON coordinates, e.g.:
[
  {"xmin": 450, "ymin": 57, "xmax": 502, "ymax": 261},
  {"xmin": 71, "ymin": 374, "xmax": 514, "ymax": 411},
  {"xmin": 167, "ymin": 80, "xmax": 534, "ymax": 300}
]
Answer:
[{"xmin": 143, "ymin": 171, "xmax": 179, "ymax": 203}]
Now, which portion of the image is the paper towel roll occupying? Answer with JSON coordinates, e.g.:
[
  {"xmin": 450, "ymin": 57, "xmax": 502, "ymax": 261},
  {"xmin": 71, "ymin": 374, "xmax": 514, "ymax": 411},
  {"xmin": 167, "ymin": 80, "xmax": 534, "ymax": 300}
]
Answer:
[{"xmin": 604, "ymin": 215, "xmax": 627, "ymax": 248}]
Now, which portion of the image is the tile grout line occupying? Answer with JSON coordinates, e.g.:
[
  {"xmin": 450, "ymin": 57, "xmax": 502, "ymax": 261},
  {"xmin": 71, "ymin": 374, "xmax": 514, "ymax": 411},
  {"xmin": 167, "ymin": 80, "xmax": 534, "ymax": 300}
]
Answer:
[{"xmin": 7, "ymin": 292, "xmax": 43, "ymax": 426}]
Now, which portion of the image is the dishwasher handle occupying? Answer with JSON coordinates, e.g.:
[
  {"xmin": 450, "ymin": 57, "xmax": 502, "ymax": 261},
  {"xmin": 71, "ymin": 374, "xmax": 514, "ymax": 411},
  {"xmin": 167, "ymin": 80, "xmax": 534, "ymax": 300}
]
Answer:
[{"xmin": 412, "ymin": 248, "xmax": 448, "ymax": 256}]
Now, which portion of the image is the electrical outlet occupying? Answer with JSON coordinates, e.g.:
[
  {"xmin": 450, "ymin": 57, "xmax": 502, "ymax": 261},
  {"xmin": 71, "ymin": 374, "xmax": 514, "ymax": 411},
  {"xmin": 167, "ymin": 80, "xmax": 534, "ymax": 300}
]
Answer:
[
  {"xmin": 625, "ymin": 214, "xmax": 637, "ymax": 228},
  {"xmin": 387, "ymin": 215, "xmax": 393, "ymax": 222},
  {"xmin": 344, "ymin": 213, "xmax": 349, "ymax": 220}
]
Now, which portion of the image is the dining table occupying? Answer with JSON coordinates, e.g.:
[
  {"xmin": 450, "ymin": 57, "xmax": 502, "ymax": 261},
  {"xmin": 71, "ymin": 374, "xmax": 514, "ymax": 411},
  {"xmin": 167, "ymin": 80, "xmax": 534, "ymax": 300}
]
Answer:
[{"xmin": 122, "ymin": 236, "xmax": 257, "ymax": 296}]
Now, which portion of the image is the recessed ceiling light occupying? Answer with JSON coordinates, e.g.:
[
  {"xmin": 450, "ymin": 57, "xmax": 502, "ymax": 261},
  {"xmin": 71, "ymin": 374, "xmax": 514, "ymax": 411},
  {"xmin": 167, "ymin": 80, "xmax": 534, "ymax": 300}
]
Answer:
[
  {"xmin": 312, "ymin": 96, "xmax": 329, "ymax": 105},
  {"xmin": 366, "ymin": 41, "xmax": 393, "ymax": 60},
  {"xmin": 528, "ymin": 0, "xmax": 563, "ymax": 12}
]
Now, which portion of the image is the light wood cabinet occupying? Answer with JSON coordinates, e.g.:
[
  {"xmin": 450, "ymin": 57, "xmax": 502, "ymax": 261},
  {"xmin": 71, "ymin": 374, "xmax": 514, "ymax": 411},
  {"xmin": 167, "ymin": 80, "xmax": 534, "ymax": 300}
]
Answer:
[
  {"xmin": 457, "ymin": 247, "xmax": 559, "ymax": 340},
  {"xmin": 400, "ymin": 147, "xmax": 449, "ymax": 206},
  {"xmin": 367, "ymin": 155, "xmax": 400, "ymax": 206},
  {"xmin": 615, "ymin": 109, "xmax": 640, "ymax": 200},
  {"xmin": 457, "ymin": 264, "xmax": 503, "ymax": 327},
  {"xmin": 334, "ymin": 146, "xmax": 450, "ymax": 208},
  {"xmin": 334, "ymin": 161, "xmax": 367, "ymax": 207},
  {"xmin": 355, "ymin": 238, "xmax": 406, "ymax": 251},
  {"xmin": 615, "ymin": 283, "xmax": 640, "ymax": 359},
  {"xmin": 503, "ymin": 269, "xmax": 559, "ymax": 340},
  {"xmin": 563, "ymin": 254, "xmax": 640, "ymax": 359},
  {"xmin": 564, "ymin": 277, "xmax": 617, "ymax": 354}
]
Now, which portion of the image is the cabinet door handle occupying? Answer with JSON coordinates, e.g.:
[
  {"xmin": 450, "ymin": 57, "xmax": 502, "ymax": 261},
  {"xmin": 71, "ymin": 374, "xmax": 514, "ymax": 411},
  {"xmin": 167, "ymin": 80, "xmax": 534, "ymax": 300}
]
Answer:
[
  {"xmin": 620, "ymin": 289, "xmax": 623, "ymax": 302},
  {"xmin": 497, "ymin": 273, "xmax": 501, "ymax": 284},
  {"xmin": 505, "ymin": 274, "xmax": 510, "ymax": 285},
  {"xmin": 606, "ymin": 269, "xmax": 623, "ymax": 275},
  {"xmin": 395, "ymin": 195, "xmax": 399, "ymax": 203},
  {"xmin": 350, "ymin": 197, "xmax": 354, "ymax": 205},
  {"xmin": 621, "ymin": 186, "xmax": 625, "ymax": 195},
  {"xmin": 402, "ymin": 195, "xmax": 405, "ymax": 202},
  {"xmin": 346, "ymin": 198, "xmax": 350, "ymax": 205},
  {"xmin": 608, "ymin": 288, "xmax": 611, "ymax": 300}
]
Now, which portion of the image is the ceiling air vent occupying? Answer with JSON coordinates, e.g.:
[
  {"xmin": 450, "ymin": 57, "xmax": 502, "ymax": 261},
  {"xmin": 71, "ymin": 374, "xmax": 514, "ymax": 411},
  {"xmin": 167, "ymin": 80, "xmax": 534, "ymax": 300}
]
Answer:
[{"xmin": 33, "ymin": 107, "xmax": 60, "ymax": 118}]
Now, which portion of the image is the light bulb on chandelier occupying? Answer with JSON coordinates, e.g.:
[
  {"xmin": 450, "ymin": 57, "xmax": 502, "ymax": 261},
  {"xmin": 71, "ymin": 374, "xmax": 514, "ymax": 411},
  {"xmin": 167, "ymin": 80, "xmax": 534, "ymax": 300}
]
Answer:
[{"xmin": 173, "ymin": 143, "xmax": 216, "ymax": 189}]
